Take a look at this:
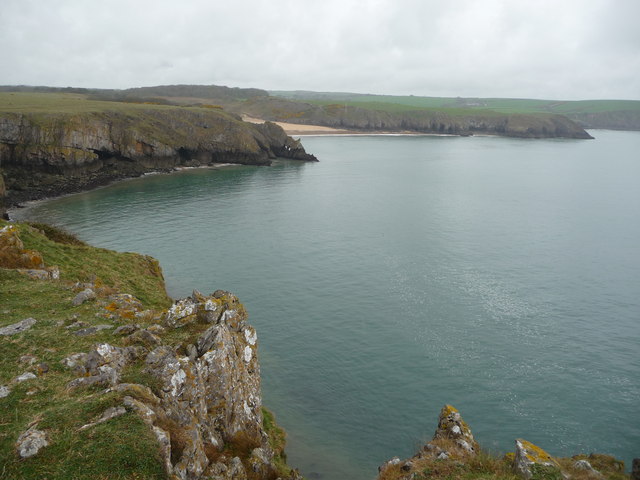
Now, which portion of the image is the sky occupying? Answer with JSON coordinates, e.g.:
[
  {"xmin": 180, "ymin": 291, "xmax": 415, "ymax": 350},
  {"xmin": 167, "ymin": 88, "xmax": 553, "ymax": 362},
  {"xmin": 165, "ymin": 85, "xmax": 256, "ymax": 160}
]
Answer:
[{"xmin": 1, "ymin": 0, "xmax": 639, "ymax": 100}]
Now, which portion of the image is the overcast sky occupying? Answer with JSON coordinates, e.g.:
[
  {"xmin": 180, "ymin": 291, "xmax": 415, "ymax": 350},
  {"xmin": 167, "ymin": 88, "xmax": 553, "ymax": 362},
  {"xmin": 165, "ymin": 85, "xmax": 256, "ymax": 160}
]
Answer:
[{"xmin": 1, "ymin": 0, "xmax": 639, "ymax": 100}]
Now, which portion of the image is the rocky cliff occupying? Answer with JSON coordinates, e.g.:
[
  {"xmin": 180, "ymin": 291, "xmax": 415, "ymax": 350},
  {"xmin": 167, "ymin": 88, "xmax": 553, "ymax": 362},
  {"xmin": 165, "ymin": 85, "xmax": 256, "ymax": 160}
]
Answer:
[
  {"xmin": 0, "ymin": 97, "xmax": 317, "ymax": 209},
  {"xmin": 0, "ymin": 221, "xmax": 300, "ymax": 479},
  {"xmin": 231, "ymin": 96, "xmax": 594, "ymax": 139}
]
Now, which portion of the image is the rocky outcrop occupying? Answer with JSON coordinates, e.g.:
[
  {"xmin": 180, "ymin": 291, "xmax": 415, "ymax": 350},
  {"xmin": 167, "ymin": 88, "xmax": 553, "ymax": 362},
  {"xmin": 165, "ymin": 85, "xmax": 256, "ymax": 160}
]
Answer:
[
  {"xmin": 59, "ymin": 290, "xmax": 295, "ymax": 480},
  {"xmin": 0, "ymin": 107, "xmax": 317, "ymax": 206},
  {"xmin": 514, "ymin": 438, "xmax": 562, "ymax": 480},
  {"xmin": 377, "ymin": 406, "xmax": 628, "ymax": 480}
]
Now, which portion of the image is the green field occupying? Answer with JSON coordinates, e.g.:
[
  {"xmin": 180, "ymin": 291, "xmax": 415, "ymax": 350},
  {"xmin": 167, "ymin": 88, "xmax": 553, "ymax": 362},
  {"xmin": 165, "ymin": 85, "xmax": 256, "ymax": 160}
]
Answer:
[{"xmin": 272, "ymin": 90, "xmax": 640, "ymax": 115}]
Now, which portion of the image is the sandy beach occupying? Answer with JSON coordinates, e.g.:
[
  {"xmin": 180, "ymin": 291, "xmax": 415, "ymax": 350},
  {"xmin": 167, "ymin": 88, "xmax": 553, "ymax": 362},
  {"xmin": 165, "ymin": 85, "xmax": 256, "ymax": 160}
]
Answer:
[
  {"xmin": 241, "ymin": 115, "xmax": 434, "ymax": 136},
  {"xmin": 242, "ymin": 115, "xmax": 357, "ymax": 135}
]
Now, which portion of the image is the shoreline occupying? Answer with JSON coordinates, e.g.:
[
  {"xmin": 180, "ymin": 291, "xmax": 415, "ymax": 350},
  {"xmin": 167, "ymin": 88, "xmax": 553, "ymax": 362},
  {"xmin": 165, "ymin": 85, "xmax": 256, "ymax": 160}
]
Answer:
[
  {"xmin": 241, "ymin": 115, "xmax": 451, "ymax": 137},
  {"xmin": 6, "ymin": 163, "xmax": 241, "ymax": 221}
]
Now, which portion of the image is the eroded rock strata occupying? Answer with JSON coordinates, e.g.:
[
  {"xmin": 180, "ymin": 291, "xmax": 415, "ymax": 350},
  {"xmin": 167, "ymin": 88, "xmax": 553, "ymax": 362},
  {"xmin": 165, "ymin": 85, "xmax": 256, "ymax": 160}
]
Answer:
[{"xmin": 0, "ymin": 108, "xmax": 317, "ymax": 207}]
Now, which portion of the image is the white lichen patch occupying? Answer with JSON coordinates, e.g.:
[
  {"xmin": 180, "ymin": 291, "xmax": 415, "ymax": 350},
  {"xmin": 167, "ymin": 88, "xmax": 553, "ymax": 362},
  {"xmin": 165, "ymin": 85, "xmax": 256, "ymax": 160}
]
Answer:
[
  {"xmin": 96, "ymin": 343, "xmax": 115, "ymax": 358},
  {"xmin": 170, "ymin": 369, "xmax": 187, "ymax": 397},
  {"xmin": 15, "ymin": 372, "xmax": 37, "ymax": 383},
  {"xmin": 243, "ymin": 346, "xmax": 253, "ymax": 363},
  {"xmin": 221, "ymin": 309, "xmax": 236, "ymax": 322},
  {"xmin": 204, "ymin": 299, "xmax": 218, "ymax": 312},
  {"xmin": 166, "ymin": 299, "xmax": 196, "ymax": 320},
  {"xmin": 244, "ymin": 328, "xmax": 257, "ymax": 346}
]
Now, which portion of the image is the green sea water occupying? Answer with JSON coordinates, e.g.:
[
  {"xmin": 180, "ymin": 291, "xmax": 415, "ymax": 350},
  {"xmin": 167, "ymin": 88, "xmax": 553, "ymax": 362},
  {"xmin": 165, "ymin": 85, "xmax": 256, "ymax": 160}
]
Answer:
[{"xmin": 13, "ymin": 130, "xmax": 640, "ymax": 479}]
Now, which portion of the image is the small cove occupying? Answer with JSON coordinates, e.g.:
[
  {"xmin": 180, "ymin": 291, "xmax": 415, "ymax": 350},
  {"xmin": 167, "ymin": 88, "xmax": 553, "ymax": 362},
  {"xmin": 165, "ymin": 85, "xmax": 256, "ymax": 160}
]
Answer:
[{"xmin": 12, "ymin": 130, "xmax": 640, "ymax": 480}]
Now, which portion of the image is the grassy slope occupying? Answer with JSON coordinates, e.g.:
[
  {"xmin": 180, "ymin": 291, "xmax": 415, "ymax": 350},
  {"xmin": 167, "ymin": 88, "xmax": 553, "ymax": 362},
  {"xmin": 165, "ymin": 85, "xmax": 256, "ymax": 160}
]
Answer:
[{"xmin": 0, "ymin": 220, "xmax": 172, "ymax": 479}]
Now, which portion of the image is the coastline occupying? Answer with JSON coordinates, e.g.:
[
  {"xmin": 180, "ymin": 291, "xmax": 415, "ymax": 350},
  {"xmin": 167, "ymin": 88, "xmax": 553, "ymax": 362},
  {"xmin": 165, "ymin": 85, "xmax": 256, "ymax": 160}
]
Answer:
[{"xmin": 241, "ymin": 115, "xmax": 447, "ymax": 137}]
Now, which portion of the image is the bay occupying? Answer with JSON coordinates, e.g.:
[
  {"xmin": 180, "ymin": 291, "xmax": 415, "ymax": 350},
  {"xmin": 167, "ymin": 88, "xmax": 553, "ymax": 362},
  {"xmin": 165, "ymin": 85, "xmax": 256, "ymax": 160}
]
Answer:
[{"xmin": 12, "ymin": 130, "xmax": 640, "ymax": 479}]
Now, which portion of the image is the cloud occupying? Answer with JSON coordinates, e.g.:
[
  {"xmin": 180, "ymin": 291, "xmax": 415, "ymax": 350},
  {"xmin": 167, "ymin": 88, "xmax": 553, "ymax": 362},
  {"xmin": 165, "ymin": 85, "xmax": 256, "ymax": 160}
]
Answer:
[{"xmin": 1, "ymin": 0, "xmax": 638, "ymax": 99}]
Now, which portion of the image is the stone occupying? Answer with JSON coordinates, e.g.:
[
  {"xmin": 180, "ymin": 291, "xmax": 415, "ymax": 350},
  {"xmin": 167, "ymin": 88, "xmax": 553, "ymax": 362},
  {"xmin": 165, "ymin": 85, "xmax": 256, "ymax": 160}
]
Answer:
[
  {"xmin": 67, "ymin": 374, "xmax": 111, "ymax": 390},
  {"xmin": 78, "ymin": 406, "xmax": 127, "ymax": 431},
  {"xmin": 146, "ymin": 324, "xmax": 165, "ymax": 335},
  {"xmin": 433, "ymin": 405, "xmax": 478, "ymax": 456},
  {"xmin": 65, "ymin": 320, "xmax": 89, "ymax": 329},
  {"xmin": 574, "ymin": 459, "xmax": 594, "ymax": 470},
  {"xmin": 513, "ymin": 439, "xmax": 562, "ymax": 480},
  {"xmin": 379, "ymin": 457, "xmax": 402, "ymax": 472},
  {"xmin": 19, "ymin": 354, "xmax": 38, "ymax": 365},
  {"xmin": 113, "ymin": 324, "xmax": 140, "ymax": 335},
  {"xmin": 0, "ymin": 317, "xmax": 36, "ymax": 336},
  {"xmin": 73, "ymin": 324, "xmax": 113, "ymax": 336},
  {"xmin": 163, "ymin": 296, "xmax": 199, "ymax": 327},
  {"xmin": 123, "ymin": 328, "xmax": 161, "ymax": 347},
  {"xmin": 66, "ymin": 343, "xmax": 138, "ymax": 389},
  {"xmin": 102, "ymin": 293, "xmax": 144, "ymax": 320},
  {"xmin": 14, "ymin": 372, "xmax": 37, "ymax": 383},
  {"xmin": 61, "ymin": 352, "xmax": 89, "ymax": 371},
  {"xmin": 0, "ymin": 385, "xmax": 10, "ymax": 398},
  {"xmin": 16, "ymin": 427, "xmax": 48, "ymax": 458},
  {"xmin": 72, "ymin": 288, "xmax": 96, "ymax": 306}
]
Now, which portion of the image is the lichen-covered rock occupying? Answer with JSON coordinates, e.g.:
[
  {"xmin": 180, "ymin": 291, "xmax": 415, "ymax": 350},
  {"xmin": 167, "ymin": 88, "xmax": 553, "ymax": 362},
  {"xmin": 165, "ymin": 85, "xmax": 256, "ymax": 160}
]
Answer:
[
  {"xmin": 72, "ymin": 288, "xmax": 96, "ymax": 306},
  {"xmin": 16, "ymin": 426, "xmax": 48, "ymax": 458},
  {"xmin": 117, "ymin": 291, "xmax": 278, "ymax": 480},
  {"xmin": 0, "ymin": 317, "xmax": 36, "ymax": 335},
  {"xmin": 513, "ymin": 439, "xmax": 562, "ymax": 480},
  {"xmin": 66, "ymin": 343, "xmax": 141, "ymax": 388},
  {"xmin": 0, "ymin": 224, "xmax": 45, "ymax": 269},
  {"xmin": 433, "ymin": 404, "xmax": 478, "ymax": 455},
  {"xmin": 0, "ymin": 385, "xmax": 10, "ymax": 398}
]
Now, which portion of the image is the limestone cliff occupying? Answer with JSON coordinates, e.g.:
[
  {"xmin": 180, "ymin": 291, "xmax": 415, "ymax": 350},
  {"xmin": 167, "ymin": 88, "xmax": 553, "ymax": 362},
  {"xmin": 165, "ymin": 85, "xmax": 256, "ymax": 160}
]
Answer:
[
  {"xmin": 0, "ymin": 221, "xmax": 300, "ymax": 479},
  {"xmin": 231, "ymin": 96, "xmax": 594, "ymax": 139},
  {"xmin": 0, "ymin": 102, "xmax": 317, "ymax": 206}
]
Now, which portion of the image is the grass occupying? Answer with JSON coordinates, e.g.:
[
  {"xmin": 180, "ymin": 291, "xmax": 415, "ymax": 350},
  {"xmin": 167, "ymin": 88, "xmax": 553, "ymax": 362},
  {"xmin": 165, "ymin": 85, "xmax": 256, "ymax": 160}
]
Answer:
[
  {"xmin": 0, "ymin": 220, "xmax": 297, "ymax": 480},
  {"xmin": 0, "ymin": 220, "xmax": 173, "ymax": 478},
  {"xmin": 0, "ymin": 92, "xmax": 225, "ymax": 116},
  {"xmin": 275, "ymin": 92, "xmax": 640, "ymax": 115}
]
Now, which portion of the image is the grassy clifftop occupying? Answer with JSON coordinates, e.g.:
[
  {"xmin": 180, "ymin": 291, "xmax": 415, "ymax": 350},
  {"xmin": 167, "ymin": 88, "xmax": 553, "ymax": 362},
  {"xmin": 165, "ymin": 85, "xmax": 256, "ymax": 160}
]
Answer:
[
  {"xmin": 0, "ymin": 92, "xmax": 316, "ymax": 207},
  {"xmin": 0, "ymin": 221, "xmax": 295, "ymax": 479}
]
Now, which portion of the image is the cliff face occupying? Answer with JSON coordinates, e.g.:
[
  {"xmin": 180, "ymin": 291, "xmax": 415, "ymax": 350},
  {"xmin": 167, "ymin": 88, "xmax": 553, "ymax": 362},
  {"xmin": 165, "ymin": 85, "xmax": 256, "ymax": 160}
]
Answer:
[
  {"xmin": 0, "ymin": 106, "xmax": 316, "ymax": 206},
  {"xmin": 233, "ymin": 97, "xmax": 594, "ymax": 139}
]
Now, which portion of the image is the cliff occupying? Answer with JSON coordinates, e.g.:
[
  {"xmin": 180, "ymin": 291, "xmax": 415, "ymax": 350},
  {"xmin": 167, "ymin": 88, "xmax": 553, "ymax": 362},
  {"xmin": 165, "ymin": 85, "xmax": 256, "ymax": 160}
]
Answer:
[
  {"xmin": 0, "ymin": 92, "xmax": 317, "ymax": 209},
  {"xmin": 230, "ymin": 96, "xmax": 594, "ymax": 139},
  {"xmin": 0, "ymin": 220, "xmax": 300, "ymax": 479}
]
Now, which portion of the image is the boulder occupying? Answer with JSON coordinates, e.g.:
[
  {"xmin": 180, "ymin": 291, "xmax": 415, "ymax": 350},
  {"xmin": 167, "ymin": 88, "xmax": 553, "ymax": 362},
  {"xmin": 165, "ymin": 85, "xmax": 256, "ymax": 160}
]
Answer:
[
  {"xmin": 433, "ymin": 404, "xmax": 478, "ymax": 455},
  {"xmin": 513, "ymin": 439, "xmax": 562, "ymax": 480},
  {"xmin": 0, "ymin": 317, "xmax": 36, "ymax": 336},
  {"xmin": 0, "ymin": 385, "xmax": 10, "ymax": 398},
  {"xmin": 16, "ymin": 426, "xmax": 48, "ymax": 458},
  {"xmin": 72, "ymin": 288, "xmax": 96, "ymax": 306}
]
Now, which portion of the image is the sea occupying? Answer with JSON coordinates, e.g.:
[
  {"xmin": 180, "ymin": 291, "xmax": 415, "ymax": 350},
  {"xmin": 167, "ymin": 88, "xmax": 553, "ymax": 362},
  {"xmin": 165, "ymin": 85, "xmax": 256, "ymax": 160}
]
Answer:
[{"xmin": 11, "ymin": 130, "xmax": 640, "ymax": 480}]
